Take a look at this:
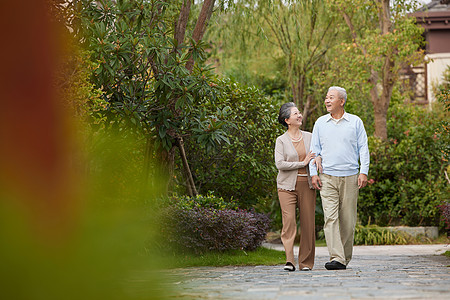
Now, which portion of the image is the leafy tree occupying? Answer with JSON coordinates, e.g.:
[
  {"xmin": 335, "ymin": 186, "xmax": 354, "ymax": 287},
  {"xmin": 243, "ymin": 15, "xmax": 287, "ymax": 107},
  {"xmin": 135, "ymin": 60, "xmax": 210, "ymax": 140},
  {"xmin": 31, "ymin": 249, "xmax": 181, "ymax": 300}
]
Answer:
[
  {"xmin": 65, "ymin": 0, "xmax": 234, "ymax": 195},
  {"xmin": 325, "ymin": 0, "xmax": 425, "ymax": 140},
  {"xmin": 49, "ymin": 1, "xmax": 106, "ymax": 127}
]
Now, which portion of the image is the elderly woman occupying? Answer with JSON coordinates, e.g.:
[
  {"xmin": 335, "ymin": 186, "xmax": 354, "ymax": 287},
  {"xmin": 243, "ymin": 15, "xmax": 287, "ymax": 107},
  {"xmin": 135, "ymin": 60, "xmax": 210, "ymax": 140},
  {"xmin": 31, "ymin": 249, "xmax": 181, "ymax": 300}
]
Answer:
[{"xmin": 275, "ymin": 102, "xmax": 318, "ymax": 272}]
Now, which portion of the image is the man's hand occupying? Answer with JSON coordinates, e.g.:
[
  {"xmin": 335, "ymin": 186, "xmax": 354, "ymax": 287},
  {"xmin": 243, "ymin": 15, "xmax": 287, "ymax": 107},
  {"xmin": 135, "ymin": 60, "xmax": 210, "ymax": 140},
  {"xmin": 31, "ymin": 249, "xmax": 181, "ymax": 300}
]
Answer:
[
  {"xmin": 358, "ymin": 173, "xmax": 368, "ymax": 189},
  {"xmin": 312, "ymin": 175, "xmax": 322, "ymax": 190}
]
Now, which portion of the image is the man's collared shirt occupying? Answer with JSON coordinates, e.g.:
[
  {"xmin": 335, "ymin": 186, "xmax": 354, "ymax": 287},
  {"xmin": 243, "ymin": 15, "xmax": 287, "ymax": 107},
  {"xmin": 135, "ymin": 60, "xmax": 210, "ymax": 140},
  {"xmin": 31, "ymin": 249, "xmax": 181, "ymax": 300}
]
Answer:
[
  {"xmin": 309, "ymin": 112, "xmax": 370, "ymax": 177},
  {"xmin": 330, "ymin": 113, "xmax": 345, "ymax": 124}
]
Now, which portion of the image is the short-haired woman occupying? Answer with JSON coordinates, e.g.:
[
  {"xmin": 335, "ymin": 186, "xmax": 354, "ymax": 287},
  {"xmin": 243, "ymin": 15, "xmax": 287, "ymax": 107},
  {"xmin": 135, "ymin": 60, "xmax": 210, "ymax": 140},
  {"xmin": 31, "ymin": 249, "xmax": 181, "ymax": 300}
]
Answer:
[{"xmin": 275, "ymin": 102, "xmax": 318, "ymax": 271}]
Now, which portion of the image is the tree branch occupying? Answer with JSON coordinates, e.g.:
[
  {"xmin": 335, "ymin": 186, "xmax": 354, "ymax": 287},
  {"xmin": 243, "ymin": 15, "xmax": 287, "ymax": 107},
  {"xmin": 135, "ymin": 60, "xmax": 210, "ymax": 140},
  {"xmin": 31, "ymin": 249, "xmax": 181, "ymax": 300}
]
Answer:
[
  {"xmin": 174, "ymin": 0, "xmax": 192, "ymax": 47},
  {"xmin": 263, "ymin": 14, "xmax": 289, "ymax": 54},
  {"xmin": 186, "ymin": 0, "xmax": 216, "ymax": 72},
  {"xmin": 339, "ymin": 8, "xmax": 367, "ymax": 56},
  {"xmin": 306, "ymin": 19, "xmax": 333, "ymax": 68},
  {"xmin": 378, "ymin": 0, "xmax": 391, "ymax": 34}
]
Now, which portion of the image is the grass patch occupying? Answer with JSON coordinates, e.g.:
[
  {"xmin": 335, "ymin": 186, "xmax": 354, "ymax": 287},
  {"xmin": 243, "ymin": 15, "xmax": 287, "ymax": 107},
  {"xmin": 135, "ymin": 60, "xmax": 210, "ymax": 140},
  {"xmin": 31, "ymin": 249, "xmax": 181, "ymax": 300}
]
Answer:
[
  {"xmin": 443, "ymin": 251, "xmax": 450, "ymax": 258},
  {"xmin": 167, "ymin": 247, "xmax": 286, "ymax": 268},
  {"xmin": 166, "ymin": 240, "xmax": 328, "ymax": 268},
  {"xmin": 429, "ymin": 235, "xmax": 450, "ymax": 245},
  {"xmin": 316, "ymin": 239, "xmax": 327, "ymax": 247}
]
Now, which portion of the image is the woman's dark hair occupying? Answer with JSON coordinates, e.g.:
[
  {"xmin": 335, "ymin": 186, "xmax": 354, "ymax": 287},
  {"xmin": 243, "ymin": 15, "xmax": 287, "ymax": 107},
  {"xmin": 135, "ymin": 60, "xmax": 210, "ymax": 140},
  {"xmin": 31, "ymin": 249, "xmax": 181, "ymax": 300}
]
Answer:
[{"xmin": 278, "ymin": 102, "xmax": 295, "ymax": 128}]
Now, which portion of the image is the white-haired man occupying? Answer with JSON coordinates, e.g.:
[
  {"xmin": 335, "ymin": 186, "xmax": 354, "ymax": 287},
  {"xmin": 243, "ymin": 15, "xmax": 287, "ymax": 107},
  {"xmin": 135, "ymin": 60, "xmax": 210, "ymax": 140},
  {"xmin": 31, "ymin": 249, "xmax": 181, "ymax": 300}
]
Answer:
[{"xmin": 309, "ymin": 86, "xmax": 370, "ymax": 270}]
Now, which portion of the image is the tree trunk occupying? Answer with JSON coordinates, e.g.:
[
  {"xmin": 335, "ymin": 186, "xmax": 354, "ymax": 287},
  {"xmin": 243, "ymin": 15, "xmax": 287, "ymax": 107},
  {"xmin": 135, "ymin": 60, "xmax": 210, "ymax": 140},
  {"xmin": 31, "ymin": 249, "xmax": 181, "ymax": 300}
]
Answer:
[
  {"xmin": 373, "ymin": 105, "xmax": 388, "ymax": 140},
  {"xmin": 301, "ymin": 94, "xmax": 312, "ymax": 129},
  {"xmin": 176, "ymin": 137, "xmax": 198, "ymax": 196},
  {"xmin": 370, "ymin": 62, "xmax": 393, "ymax": 141},
  {"xmin": 186, "ymin": 0, "xmax": 216, "ymax": 72},
  {"xmin": 297, "ymin": 74, "xmax": 305, "ymax": 108},
  {"xmin": 174, "ymin": 0, "xmax": 191, "ymax": 46},
  {"xmin": 341, "ymin": 1, "xmax": 396, "ymax": 141},
  {"xmin": 370, "ymin": 0, "xmax": 393, "ymax": 141},
  {"xmin": 379, "ymin": 0, "xmax": 391, "ymax": 34},
  {"xmin": 149, "ymin": 0, "xmax": 217, "ymax": 196},
  {"xmin": 156, "ymin": 144, "xmax": 176, "ymax": 194},
  {"xmin": 143, "ymin": 136, "xmax": 153, "ymax": 184},
  {"xmin": 369, "ymin": 81, "xmax": 389, "ymax": 141},
  {"xmin": 291, "ymin": 82, "xmax": 298, "ymax": 105},
  {"xmin": 176, "ymin": 0, "xmax": 215, "ymax": 194},
  {"xmin": 150, "ymin": 1, "xmax": 216, "ymax": 196},
  {"xmin": 291, "ymin": 74, "xmax": 304, "ymax": 108}
]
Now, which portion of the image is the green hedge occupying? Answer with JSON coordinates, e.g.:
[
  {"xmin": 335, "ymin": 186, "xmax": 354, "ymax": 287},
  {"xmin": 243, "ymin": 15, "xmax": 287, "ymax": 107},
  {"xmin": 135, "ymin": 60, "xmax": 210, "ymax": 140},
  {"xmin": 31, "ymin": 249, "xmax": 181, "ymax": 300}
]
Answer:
[
  {"xmin": 184, "ymin": 79, "xmax": 282, "ymax": 208},
  {"xmin": 358, "ymin": 102, "xmax": 449, "ymax": 227},
  {"xmin": 159, "ymin": 193, "xmax": 271, "ymax": 254}
]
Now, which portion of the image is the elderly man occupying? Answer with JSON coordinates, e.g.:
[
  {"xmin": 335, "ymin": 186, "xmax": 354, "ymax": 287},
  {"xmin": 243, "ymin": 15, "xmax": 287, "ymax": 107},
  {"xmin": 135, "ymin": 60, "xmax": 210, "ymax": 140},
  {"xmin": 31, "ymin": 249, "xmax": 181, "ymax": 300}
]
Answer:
[{"xmin": 309, "ymin": 86, "xmax": 370, "ymax": 270}]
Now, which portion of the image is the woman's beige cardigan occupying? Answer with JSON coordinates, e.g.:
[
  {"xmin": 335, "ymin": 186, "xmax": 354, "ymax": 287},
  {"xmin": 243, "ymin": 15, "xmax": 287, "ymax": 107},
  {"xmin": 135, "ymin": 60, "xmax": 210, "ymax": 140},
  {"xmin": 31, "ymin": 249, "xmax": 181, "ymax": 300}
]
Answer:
[{"xmin": 275, "ymin": 131, "xmax": 314, "ymax": 191}]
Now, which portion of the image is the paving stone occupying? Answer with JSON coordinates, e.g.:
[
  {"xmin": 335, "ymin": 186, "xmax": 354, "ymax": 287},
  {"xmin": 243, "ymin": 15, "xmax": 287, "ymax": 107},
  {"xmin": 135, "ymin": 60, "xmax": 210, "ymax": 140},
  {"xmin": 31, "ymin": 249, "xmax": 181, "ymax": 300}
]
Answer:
[{"xmin": 160, "ymin": 244, "xmax": 450, "ymax": 299}]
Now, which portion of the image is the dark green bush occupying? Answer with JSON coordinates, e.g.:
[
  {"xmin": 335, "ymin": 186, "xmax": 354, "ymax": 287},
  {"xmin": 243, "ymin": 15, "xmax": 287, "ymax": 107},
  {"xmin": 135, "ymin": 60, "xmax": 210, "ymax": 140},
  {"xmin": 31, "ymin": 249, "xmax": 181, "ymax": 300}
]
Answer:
[
  {"xmin": 439, "ymin": 202, "xmax": 450, "ymax": 233},
  {"xmin": 184, "ymin": 79, "xmax": 282, "ymax": 208},
  {"xmin": 160, "ymin": 194, "xmax": 271, "ymax": 254},
  {"xmin": 358, "ymin": 102, "xmax": 449, "ymax": 227}
]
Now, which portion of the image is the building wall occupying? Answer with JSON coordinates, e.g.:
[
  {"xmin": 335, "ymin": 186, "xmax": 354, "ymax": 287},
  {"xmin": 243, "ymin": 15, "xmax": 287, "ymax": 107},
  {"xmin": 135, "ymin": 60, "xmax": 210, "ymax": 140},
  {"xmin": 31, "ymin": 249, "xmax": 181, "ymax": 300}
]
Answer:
[
  {"xmin": 411, "ymin": 6, "xmax": 450, "ymax": 104},
  {"xmin": 428, "ymin": 30, "xmax": 450, "ymax": 53},
  {"xmin": 425, "ymin": 52, "xmax": 450, "ymax": 105}
]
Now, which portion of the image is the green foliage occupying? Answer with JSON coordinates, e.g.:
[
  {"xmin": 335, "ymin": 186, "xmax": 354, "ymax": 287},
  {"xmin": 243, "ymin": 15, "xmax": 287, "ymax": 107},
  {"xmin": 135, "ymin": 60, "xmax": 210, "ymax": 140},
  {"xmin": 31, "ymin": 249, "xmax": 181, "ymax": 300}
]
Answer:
[
  {"xmin": 434, "ymin": 66, "xmax": 450, "ymax": 164},
  {"xmin": 87, "ymin": 129, "xmax": 154, "ymax": 202},
  {"xmin": 325, "ymin": 0, "xmax": 424, "ymax": 72},
  {"xmin": 59, "ymin": 1, "xmax": 445, "ymax": 234},
  {"xmin": 209, "ymin": 0, "xmax": 338, "ymax": 128},
  {"xmin": 160, "ymin": 192, "xmax": 239, "ymax": 211},
  {"xmin": 358, "ymin": 103, "xmax": 449, "ymax": 226},
  {"xmin": 224, "ymin": 65, "xmax": 289, "ymax": 99},
  {"xmin": 354, "ymin": 225, "xmax": 408, "ymax": 245},
  {"xmin": 70, "ymin": 0, "xmax": 229, "ymax": 153},
  {"xmin": 56, "ymin": 46, "xmax": 106, "ymax": 127},
  {"xmin": 184, "ymin": 79, "xmax": 283, "ymax": 208},
  {"xmin": 318, "ymin": 0, "xmax": 425, "ymax": 137},
  {"xmin": 434, "ymin": 67, "xmax": 450, "ymax": 233},
  {"xmin": 0, "ymin": 127, "xmax": 170, "ymax": 300}
]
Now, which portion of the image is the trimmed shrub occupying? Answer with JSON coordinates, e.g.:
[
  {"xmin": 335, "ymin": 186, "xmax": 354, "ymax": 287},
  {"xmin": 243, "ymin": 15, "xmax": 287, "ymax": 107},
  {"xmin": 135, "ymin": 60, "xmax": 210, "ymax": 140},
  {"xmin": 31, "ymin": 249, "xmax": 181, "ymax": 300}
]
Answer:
[
  {"xmin": 438, "ymin": 202, "xmax": 450, "ymax": 232},
  {"xmin": 159, "ymin": 194, "xmax": 271, "ymax": 254},
  {"xmin": 167, "ymin": 192, "xmax": 239, "ymax": 211}
]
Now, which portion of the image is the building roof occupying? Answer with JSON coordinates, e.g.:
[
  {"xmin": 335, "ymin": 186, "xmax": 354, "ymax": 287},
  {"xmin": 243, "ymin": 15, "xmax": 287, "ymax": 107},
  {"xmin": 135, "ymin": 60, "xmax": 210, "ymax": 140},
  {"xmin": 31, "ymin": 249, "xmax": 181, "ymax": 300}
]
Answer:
[
  {"xmin": 412, "ymin": 1, "xmax": 450, "ymax": 30},
  {"xmin": 417, "ymin": 0, "xmax": 450, "ymax": 12}
]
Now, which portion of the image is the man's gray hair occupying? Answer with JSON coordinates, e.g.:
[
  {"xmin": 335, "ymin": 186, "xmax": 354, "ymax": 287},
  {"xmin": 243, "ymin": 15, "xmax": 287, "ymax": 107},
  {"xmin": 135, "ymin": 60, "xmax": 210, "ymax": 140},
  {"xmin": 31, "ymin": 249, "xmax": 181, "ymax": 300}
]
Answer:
[
  {"xmin": 278, "ymin": 102, "xmax": 296, "ymax": 128},
  {"xmin": 328, "ymin": 86, "xmax": 347, "ymax": 104}
]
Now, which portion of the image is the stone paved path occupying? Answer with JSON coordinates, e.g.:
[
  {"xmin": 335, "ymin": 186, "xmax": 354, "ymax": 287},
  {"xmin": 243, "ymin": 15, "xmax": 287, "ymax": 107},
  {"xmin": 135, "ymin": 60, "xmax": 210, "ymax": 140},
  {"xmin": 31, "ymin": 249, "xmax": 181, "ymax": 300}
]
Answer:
[{"xmin": 163, "ymin": 244, "xmax": 450, "ymax": 299}]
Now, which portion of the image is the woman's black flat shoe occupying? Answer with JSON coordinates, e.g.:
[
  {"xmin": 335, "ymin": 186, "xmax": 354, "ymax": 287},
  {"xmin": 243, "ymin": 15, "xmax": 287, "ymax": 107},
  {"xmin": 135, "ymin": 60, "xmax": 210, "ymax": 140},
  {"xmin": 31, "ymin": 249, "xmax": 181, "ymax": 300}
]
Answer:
[{"xmin": 283, "ymin": 262, "xmax": 296, "ymax": 271}]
